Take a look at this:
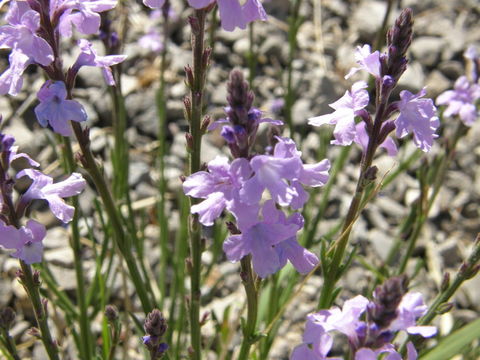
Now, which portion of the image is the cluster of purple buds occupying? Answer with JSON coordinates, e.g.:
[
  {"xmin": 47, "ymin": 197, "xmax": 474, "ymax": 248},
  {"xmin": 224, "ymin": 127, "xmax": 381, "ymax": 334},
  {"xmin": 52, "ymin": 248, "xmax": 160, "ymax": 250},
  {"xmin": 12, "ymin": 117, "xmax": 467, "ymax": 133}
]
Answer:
[
  {"xmin": 309, "ymin": 9, "xmax": 439, "ymax": 153},
  {"xmin": 436, "ymin": 46, "xmax": 480, "ymax": 126},
  {"xmin": 291, "ymin": 276, "xmax": 437, "ymax": 360},
  {"xmin": 0, "ymin": 127, "xmax": 86, "ymax": 264},
  {"xmin": 183, "ymin": 71, "xmax": 330, "ymax": 278},
  {"xmin": 0, "ymin": 0, "xmax": 126, "ymax": 136},
  {"xmin": 143, "ymin": 309, "xmax": 168, "ymax": 359}
]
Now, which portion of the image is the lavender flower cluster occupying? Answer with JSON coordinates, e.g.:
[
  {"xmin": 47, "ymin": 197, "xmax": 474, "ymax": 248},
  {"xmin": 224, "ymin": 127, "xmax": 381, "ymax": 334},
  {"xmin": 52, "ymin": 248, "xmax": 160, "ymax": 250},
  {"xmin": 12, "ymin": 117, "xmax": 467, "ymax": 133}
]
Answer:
[
  {"xmin": 0, "ymin": 128, "xmax": 85, "ymax": 264},
  {"xmin": 183, "ymin": 70, "xmax": 330, "ymax": 278},
  {"xmin": 0, "ymin": 0, "xmax": 126, "ymax": 135},
  {"xmin": 292, "ymin": 277, "xmax": 437, "ymax": 360}
]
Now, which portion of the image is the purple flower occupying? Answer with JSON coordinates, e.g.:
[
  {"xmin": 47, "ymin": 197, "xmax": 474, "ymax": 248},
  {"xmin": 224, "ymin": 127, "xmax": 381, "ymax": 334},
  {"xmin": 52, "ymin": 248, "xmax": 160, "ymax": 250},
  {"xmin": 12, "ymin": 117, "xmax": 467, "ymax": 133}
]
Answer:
[
  {"xmin": 223, "ymin": 200, "xmax": 304, "ymax": 278},
  {"xmin": 17, "ymin": 169, "xmax": 86, "ymax": 223},
  {"xmin": 240, "ymin": 154, "xmax": 302, "ymax": 207},
  {"xmin": 0, "ymin": 219, "xmax": 46, "ymax": 264},
  {"xmin": 309, "ymin": 81, "xmax": 369, "ymax": 146},
  {"xmin": 354, "ymin": 122, "xmax": 398, "ymax": 157},
  {"xmin": 394, "ymin": 88, "xmax": 439, "ymax": 152},
  {"xmin": 0, "ymin": 4, "xmax": 54, "ymax": 66},
  {"xmin": 389, "ymin": 292, "xmax": 436, "ymax": 338},
  {"xmin": 142, "ymin": 0, "xmax": 165, "ymax": 8},
  {"xmin": 56, "ymin": 0, "xmax": 117, "ymax": 38},
  {"xmin": 34, "ymin": 80, "xmax": 87, "ymax": 136},
  {"xmin": 345, "ymin": 44, "xmax": 382, "ymax": 80},
  {"xmin": 72, "ymin": 39, "xmax": 127, "ymax": 86},
  {"xmin": 0, "ymin": 50, "xmax": 31, "ymax": 96},
  {"xmin": 188, "ymin": 0, "xmax": 267, "ymax": 32},
  {"xmin": 436, "ymin": 76, "xmax": 480, "ymax": 126},
  {"xmin": 139, "ymin": 28, "xmax": 164, "ymax": 53},
  {"xmin": 183, "ymin": 156, "xmax": 253, "ymax": 226}
]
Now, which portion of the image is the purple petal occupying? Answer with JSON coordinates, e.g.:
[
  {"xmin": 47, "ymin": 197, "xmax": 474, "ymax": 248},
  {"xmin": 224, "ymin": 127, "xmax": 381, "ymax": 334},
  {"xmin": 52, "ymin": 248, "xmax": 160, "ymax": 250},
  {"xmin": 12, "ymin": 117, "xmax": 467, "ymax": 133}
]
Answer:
[
  {"xmin": 190, "ymin": 192, "xmax": 226, "ymax": 226},
  {"xmin": 143, "ymin": 0, "xmax": 165, "ymax": 8},
  {"xmin": 188, "ymin": 0, "xmax": 214, "ymax": 8},
  {"xmin": 217, "ymin": 0, "xmax": 246, "ymax": 31}
]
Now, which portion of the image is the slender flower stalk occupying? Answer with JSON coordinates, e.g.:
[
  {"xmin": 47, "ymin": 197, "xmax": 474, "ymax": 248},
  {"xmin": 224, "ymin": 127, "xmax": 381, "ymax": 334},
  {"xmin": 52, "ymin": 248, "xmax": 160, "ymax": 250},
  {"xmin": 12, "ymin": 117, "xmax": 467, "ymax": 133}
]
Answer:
[
  {"xmin": 60, "ymin": 136, "xmax": 93, "ymax": 359},
  {"xmin": 317, "ymin": 9, "xmax": 421, "ymax": 309},
  {"xmin": 156, "ymin": 0, "xmax": 171, "ymax": 311},
  {"xmin": 237, "ymin": 256, "xmax": 259, "ymax": 360},
  {"xmin": 185, "ymin": 8, "xmax": 211, "ymax": 360}
]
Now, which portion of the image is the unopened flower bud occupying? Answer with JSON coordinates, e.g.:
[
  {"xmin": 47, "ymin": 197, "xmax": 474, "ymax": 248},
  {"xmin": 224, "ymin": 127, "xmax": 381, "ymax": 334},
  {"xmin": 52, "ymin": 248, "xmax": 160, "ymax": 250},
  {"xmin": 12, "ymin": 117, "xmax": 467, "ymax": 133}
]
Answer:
[
  {"xmin": 440, "ymin": 272, "xmax": 450, "ymax": 292},
  {"xmin": 105, "ymin": 305, "xmax": 119, "ymax": 323},
  {"xmin": 200, "ymin": 311, "xmax": 209, "ymax": 326},
  {"xmin": 185, "ymin": 133, "xmax": 194, "ymax": 152},
  {"xmin": 144, "ymin": 310, "xmax": 167, "ymax": 338},
  {"xmin": 201, "ymin": 115, "xmax": 211, "ymax": 133},
  {"xmin": 436, "ymin": 302, "xmax": 454, "ymax": 314},
  {"xmin": 0, "ymin": 307, "xmax": 16, "ymax": 330},
  {"xmin": 188, "ymin": 16, "xmax": 201, "ymax": 35},
  {"xmin": 202, "ymin": 47, "xmax": 212, "ymax": 69},
  {"xmin": 28, "ymin": 327, "xmax": 41, "ymax": 339},
  {"xmin": 184, "ymin": 65, "xmax": 194, "ymax": 88}
]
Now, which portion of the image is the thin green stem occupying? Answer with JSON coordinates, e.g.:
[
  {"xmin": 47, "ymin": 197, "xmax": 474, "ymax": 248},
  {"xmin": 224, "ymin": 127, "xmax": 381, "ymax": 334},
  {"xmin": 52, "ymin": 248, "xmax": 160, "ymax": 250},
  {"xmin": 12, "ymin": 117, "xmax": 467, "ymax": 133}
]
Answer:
[
  {"xmin": 71, "ymin": 122, "xmax": 154, "ymax": 313},
  {"xmin": 0, "ymin": 328, "xmax": 20, "ymax": 360},
  {"xmin": 61, "ymin": 137, "xmax": 93, "ymax": 359},
  {"xmin": 156, "ymin": 6, "xmax": 170, "ymax": 310},
  {"xmin": 247, "ymin": 23, "xmax": 256, "ymax": 88},
  {"xmin": 19, "ymin": 262, "xmax": 60, "ymax": 360},
  {"xmin": 187, "ymin": 9, "xmax": 209, "ymax": 360},
  {"xmin": 237, "ymin": 256, "xmax": 259, "ymax": 360}
]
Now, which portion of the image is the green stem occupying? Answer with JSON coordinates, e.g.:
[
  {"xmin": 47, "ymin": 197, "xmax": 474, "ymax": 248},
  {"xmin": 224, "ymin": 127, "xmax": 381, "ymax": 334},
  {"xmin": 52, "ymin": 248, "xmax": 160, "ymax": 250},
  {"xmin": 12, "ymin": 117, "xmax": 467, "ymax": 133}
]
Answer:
[
  {"xmin": 61, "ymin": 137, "xmax": 93, "ymax": 359},
  {"xmin": 187, "ymin": 9, "xmax": 208, "ymax": 360},
  {"xmin": 19, "ymin": 262, "xmax": 60, "ymax": 360},
  {"xmin": 156, "ymin": 7, "xmax": 170, "ymax": 310},
  {"xmin": 420, "ymin": 234, "xmax": 480, "ymax": 326},
  {"xmin": 0, "ymin": 328, "xmax": 20, "ymax": 360},
  {"xmin": 237, "ymin": 256, "xmax": 259, "ymax": 360},
  {"xmin": 71, "ymin": 122, "xmax": 153, "ymax": 313}
]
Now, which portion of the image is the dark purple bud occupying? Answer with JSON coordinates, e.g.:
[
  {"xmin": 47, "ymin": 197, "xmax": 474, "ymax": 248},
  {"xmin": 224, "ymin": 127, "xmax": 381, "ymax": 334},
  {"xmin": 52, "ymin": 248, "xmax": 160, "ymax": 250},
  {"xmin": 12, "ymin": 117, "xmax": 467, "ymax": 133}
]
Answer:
[
  {"xmin": 440, "ymin": 272, "xmax": 450, "ymax": 292},
  {"xmin": 33, "ymin": 270, "xmax": 41, "ymax": 286},
  {"xmin": 369, "ymin": 275, "xmax": 408, "ymax": 329},
  {"xmin": 0, "ymin": 307, "xmax": 16, "ymax": 330},
  {"xmin": 378, "ymin": 121, "xmax": 396, "ymax": 144},
  {"xmin": 144, "ymin": 310, "xmax": 167, "ymax": 338},
  {"xmin": 184, "ymin": 96, "xmax": 192, "ymax": 121},
  {"xmin": 356, "ymin": 109, "xmax": 373, "ymax": 130},
  {"xmin": 202, "ymin": 47, "xmax": 212, "ymax": 69},
  {"xmin": 226, "ymin": 221, "xmax": 240, "ymax": 235},
  {"xmin": 105, "ymin": 305, "xmax": 119, "ymax": 323},
  {"xmin": 221, "ymin": 126, "xmax": 236, "ymax": 144},
  {"xmin": 466, "ymin": 264, "xmax": 480, "ymax": 279},
  {"xmin": 382, "ymin": 75, "xmax": 395, "ymax": 91},
  {"xmin": 28, "ymin": 327, "xmax": 41, "ymax": 339},
  {"xmin": 185, "ymin": 133, "xmax": 194, "ymax": 152},
  {"xmin": 184, "ymin": 66, "xmax": 194, "ymax": 88},
  {"xmin": 201, "ymin": 115, "xmax": 211, "ymax": 133},
  {"xmin": 200, "ymin": 311, "xmax": 209, "ymax": 326},
  {"xmin": 188, "ymin": 16, "xmax": 201, "ymax": 35},
  {"xmin": 384, "ymin": 8, "xmax": 413, "ymax": 81},
  {"xmin": 364, "ymin": 166, "xmax": 378, "ymax": 182},
  {"xmin": 436, "ymin": 302, "xmax": 454, "ymax": 314}
]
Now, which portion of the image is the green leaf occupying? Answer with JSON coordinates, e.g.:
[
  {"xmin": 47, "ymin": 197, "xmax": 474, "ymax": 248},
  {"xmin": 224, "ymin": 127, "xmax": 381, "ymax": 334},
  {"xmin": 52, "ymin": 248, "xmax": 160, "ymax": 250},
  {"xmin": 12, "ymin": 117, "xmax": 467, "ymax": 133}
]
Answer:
[{"xmin": 420, "ymin": 317, "xmax": 480, "ymax": 360}]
